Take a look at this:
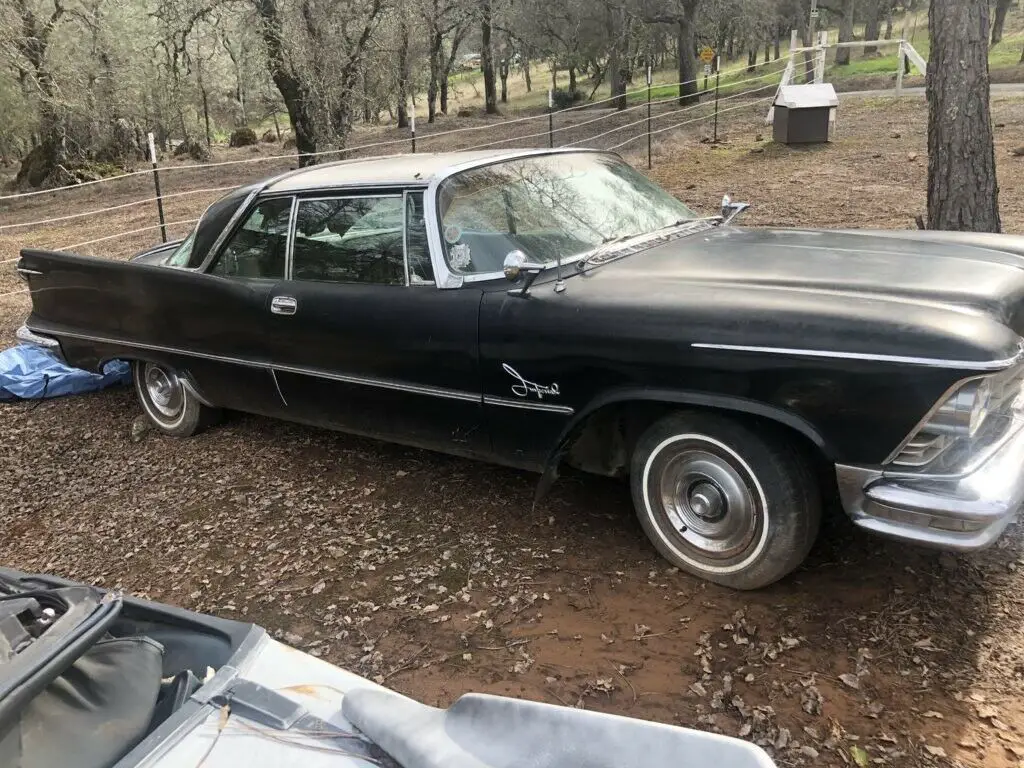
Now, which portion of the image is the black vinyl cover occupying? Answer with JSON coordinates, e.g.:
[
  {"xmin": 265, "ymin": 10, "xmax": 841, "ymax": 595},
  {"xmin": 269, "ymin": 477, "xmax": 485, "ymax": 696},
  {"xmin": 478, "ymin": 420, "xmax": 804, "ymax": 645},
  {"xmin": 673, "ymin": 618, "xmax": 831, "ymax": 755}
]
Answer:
[{"xmin": 0, "ymin": 636, "xmax": 164, "ymax": 768}]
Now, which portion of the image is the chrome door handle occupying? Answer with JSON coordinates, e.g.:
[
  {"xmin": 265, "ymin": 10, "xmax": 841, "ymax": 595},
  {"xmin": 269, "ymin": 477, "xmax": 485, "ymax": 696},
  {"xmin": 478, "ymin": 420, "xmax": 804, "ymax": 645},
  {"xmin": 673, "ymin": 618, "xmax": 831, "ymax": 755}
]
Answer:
[{"xmin": 270, "ymin": 296, "xmax": 297, "ymax": 316}]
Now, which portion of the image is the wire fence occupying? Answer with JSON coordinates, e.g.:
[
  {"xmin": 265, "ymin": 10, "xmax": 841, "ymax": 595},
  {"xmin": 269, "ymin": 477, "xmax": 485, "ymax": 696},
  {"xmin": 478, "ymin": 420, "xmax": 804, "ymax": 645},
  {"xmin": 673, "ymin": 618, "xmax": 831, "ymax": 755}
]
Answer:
[{"xmin": 0, "ymin": 57, "xmax": 790, "ymax": 287}]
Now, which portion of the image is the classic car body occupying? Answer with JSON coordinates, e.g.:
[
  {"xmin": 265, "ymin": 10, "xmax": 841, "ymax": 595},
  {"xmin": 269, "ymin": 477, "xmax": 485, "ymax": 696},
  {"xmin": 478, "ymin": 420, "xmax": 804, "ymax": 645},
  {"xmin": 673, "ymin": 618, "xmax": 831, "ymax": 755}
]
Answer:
[
  {"xmin": 15, "ymin": 148, "xmax": 1024, "ymax": 589},
  {"xmin": 0, "ymin": 566, "xmax": 775, "ymax": 768}
]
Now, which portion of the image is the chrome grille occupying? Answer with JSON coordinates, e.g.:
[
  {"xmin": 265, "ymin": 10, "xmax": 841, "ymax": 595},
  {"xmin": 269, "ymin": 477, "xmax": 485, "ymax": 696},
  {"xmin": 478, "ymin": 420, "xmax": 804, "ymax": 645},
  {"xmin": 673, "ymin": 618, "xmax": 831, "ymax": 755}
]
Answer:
[{"xmin": 891, "ymin": 433, "xmax": 953, "ymax": 468}]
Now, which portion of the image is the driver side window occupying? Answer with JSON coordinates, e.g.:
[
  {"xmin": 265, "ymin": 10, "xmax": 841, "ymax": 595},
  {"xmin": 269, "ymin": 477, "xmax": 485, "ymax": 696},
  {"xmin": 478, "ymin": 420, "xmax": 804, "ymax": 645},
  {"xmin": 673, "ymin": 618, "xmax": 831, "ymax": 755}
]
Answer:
[{"xmin": 210, "ymin": 197, "xmax": 291, "ymax": 279}]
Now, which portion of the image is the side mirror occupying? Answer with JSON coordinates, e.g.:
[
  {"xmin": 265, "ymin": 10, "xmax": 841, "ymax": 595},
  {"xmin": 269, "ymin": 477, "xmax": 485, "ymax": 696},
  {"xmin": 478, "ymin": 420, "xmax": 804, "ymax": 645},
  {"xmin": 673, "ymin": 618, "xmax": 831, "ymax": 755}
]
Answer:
[
  {"xmin": 720, "ymin": 194, "xmax": 751, "ymax": 225},
  {"xmin": 503, "ymin": 250, "xmax": 546, "ymax": 296}
]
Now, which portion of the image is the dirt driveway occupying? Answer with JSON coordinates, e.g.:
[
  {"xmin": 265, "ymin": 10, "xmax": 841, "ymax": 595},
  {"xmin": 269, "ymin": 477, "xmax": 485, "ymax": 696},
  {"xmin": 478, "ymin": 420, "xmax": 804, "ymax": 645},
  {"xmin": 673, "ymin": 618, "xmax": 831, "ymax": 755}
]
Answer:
[{"xmin": 3, "ymin": 95, "xmax": 1024, "ymax": 768}]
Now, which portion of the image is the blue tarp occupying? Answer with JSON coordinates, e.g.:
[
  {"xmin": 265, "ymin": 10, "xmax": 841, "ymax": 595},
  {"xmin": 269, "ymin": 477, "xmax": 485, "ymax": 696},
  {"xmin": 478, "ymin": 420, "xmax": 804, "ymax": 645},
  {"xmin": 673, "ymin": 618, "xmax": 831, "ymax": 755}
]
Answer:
[{"xmin": 0, "ymin": 344, "xmax": 130, "ymax": 401}]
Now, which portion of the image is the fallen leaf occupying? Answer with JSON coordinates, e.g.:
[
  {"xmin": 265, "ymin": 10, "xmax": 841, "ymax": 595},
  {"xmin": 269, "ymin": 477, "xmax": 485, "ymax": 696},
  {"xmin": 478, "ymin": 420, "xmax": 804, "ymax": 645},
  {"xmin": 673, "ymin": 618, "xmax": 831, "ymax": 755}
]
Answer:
[
  {"xmin": 850, "ymin": 745, "xmax": 869, "ymax": 768},
  {"xmin": 839, "ymin": 673, "xmax": 860, "ymax": 690},
  {"xmin": 922, "ymin": 711, "xmax": 944, "ymax": 719}
]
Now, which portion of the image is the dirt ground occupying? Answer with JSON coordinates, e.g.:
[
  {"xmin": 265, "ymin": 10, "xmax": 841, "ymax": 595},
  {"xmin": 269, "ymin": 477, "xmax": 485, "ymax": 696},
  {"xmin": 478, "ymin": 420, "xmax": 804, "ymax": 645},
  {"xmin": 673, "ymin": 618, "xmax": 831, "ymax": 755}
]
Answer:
[{"xmin": 3, "ymin": 95, "xmax": 1024, "ymax": 768}]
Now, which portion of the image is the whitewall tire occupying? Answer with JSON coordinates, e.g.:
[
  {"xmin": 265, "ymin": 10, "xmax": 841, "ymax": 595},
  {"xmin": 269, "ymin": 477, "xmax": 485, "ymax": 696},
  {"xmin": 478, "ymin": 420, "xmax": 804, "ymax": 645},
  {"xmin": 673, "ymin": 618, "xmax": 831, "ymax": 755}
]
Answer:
[
  {"xmin": 630, "ymin": 412, "xmax": 820, "ymax": 590},
  {"xmin": 132, "ymin": 361, "xmax": 220, "ymax": 437}
]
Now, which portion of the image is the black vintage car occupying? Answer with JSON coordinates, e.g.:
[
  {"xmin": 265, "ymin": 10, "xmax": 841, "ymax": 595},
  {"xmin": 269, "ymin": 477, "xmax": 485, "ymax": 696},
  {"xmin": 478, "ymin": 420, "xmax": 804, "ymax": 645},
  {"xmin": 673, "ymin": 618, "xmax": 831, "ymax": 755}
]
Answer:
[{"xmin": 15, "ymin": 148, "xmax": 1024, "ymax": 589}]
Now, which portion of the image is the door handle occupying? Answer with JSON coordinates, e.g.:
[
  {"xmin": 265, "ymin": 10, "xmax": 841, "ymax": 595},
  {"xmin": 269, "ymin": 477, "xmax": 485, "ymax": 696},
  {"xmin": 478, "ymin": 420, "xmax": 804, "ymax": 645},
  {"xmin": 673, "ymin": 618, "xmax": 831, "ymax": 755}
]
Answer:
[{"xmin": 270, "ymin": 296, "xmax": 297, "ymax": 316}]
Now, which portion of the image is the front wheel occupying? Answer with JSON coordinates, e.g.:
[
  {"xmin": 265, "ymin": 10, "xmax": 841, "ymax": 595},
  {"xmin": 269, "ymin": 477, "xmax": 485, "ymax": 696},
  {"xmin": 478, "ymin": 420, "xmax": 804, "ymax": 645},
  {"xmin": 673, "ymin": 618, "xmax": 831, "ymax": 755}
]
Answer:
[
  {"xmin": 630, "ymin": 412, "xmax": 820, "ymax": 590},
  {"xmin": 133, "ymin": 361, "xmax": 220, "ymax": 437}
]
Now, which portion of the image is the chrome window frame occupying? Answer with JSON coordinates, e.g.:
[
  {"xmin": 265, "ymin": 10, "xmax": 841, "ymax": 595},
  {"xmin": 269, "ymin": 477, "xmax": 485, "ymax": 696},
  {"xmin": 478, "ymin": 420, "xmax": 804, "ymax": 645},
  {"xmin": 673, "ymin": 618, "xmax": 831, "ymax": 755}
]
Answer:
[
  {"xmin": 403, "ymin": 189, "xmax": 435, "ymax": 287},
  {"xmin": 286, "ymin": 192, "xmax": 408, "ymax": 287}
]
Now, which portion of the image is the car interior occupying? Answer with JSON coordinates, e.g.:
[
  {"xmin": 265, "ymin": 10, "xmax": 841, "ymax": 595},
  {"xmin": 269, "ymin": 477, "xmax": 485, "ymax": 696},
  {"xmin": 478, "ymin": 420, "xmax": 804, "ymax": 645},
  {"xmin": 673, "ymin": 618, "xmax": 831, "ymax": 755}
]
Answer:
[{"xmin": 0, "ymin": 570, "xmax": 250, "ymax": 768}]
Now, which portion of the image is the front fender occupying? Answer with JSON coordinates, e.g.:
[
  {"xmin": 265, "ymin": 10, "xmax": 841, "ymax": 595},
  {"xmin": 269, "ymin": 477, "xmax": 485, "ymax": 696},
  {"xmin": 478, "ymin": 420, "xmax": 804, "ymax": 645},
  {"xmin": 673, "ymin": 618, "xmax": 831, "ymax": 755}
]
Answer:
[{"xmin": 533, "ymin": 388, "xmax": 831, "ymax": 505}]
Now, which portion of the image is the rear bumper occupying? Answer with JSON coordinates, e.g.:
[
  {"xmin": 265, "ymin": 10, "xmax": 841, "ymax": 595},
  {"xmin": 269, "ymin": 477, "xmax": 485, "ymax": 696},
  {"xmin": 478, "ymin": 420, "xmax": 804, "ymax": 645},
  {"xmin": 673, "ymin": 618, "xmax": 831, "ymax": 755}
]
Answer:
[
  {"xmin": 838, "ymin": 422, "xmax": 1024, "ymax": 551},
  {"xmin": 16, "ymin": 324, "xmax": 62, "ymax": 353}
]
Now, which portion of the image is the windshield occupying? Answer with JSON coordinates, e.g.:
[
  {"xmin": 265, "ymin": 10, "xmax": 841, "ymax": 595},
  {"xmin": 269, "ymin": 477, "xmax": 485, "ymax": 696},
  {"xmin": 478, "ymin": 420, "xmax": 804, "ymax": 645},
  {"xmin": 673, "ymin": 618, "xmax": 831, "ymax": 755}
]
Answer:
[
  {"xmin": 435, "ymin": 152, "xmax": 697, "ymax": 275},
  {"xmin": 165, "ymin": 230, "xmax": 196, "ymax": 268}
]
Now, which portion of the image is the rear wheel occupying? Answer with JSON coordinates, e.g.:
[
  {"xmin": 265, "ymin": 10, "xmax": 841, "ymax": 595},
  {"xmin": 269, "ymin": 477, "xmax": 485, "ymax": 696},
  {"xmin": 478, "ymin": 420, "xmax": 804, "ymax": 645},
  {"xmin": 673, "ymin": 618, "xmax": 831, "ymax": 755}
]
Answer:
[
  {"xmin": 133, "ymin": 361, "xmax": 220, "ymax": 437},
  {"xmin": 630, "ymin": 412, "xmax": 820, "ymax": 590}
]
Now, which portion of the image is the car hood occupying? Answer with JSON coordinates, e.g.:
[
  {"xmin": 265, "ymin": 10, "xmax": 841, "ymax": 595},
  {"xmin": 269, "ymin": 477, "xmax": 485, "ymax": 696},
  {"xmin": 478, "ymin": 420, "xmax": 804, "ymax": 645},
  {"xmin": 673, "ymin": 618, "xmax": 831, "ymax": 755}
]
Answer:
[{"xmin": 569, "ymin": 226, "xmax": 1024, "ymax": 366}]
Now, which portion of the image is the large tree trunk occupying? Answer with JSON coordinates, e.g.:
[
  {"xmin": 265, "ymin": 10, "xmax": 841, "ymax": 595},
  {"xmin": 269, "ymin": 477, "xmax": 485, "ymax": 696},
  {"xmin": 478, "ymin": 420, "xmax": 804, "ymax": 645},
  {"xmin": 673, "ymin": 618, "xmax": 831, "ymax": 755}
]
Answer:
[
  {"xmin": 677, "ymin": 6, "xmax": 698, "ymax": 106},
  {"xmin": 992, "ymin": 0, "xmax": 1012, "ymax": 45},
  {"xmin": 499, "ymin": 56, "xmax": 509, "ymax": 102},
  {"xmin": 522, "ymin": 56, "xmax": 532, "ymax": 91},
  {"xmin": 927, "ymin": 0, "xmax": 1000, "ymax": 232},
  {"xmin": 606, "ymin": 2, "xmax": 630, "ymax": 110},
  {"xmin": 440, "ymin": 26, "xmax": 467, "ymax": 115},
  {"xmin": 746, "ymin": 48, "xmax": 757, "ymax": 72},
  {"xmin": 568, "ymin": 65, "xmax": 577, "ymax": 94},
  {"xmin": 481, "ymin": 1, "xmax": 498, "ymax": 114},
  {"xmin": 396, "ymin": 21, "xmax": 410, "ymax": 128},
  {"xmin": 427, "ymin": 30, "xmax": 442, "ymax": 122},
  {"xmin": 774, "ymin": 26, "xmax": 781, "ymax": 60},
  {"xmin": 836, "ymin": 0, "xmax": 854, "ymax": 66},
  {"xmin": 863, "ymin": 0, "xmax": 881, "ymax": 55},
  {"xmin": 254, "ymin": 0, "xmax": 318, "ymax": 164}
]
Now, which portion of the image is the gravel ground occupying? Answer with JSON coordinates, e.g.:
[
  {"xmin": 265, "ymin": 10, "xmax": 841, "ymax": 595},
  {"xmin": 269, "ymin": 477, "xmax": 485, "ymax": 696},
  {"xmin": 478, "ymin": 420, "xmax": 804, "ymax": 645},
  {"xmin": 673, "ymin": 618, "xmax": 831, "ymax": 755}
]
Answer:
[{"xmin": 3, "ymin": 95, "xmax": 1024, "ymax": 768}]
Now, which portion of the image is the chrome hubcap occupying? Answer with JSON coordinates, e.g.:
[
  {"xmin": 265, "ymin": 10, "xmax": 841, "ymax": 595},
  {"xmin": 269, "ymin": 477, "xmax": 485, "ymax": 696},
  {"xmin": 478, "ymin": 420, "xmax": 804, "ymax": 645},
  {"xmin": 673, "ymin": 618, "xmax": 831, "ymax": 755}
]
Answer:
[
  {"xmin": 650, "ymin": 439, "xmax": 762, "ymax": 562},
  {"xmin": 143, "ymin": 363, "xmax": 183, "ymax": 418}
]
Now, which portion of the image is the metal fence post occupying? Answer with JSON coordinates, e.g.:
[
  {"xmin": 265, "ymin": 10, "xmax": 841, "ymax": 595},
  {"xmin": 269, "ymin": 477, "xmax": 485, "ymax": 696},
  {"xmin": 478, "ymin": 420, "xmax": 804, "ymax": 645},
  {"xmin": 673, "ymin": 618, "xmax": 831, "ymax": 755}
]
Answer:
[
  {"xmin": 548, "ymin": 89, "xmax": 554, "ymax": 148},
  {"xmin": 646, "ymin": 65, "xmax": 652, "ymax": 169},
  {"xmin": 713, "ymin": 59, "xmax": 720, "ymax": 144},
  {"xmin": 147, "ymin": 132, "xmax": 167, "ymax": 243},
  {"xmin": 410, "ymin": 101, "xmax": 417, "ymax": 153}
]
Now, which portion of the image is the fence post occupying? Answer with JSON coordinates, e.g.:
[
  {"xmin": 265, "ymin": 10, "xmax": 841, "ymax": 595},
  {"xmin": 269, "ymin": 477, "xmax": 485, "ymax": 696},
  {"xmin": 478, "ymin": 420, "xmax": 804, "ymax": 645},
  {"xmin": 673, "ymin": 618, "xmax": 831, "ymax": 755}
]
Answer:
[
  {"xmin": 814, "ymin": 30, "xmax": 828, "ymax": 83},
  {"xmin": 547, "ymin": 89, "xmax": 554, "ymax": 148},
  {"xmin": 646, "ymin": 65, "xmax": 652, "ymax": 169},
  {"xmin": 147, "ymin": 132, "xmax": 167, "ymax": 244},
  {"xmin": 713, "ymin": 58, "xmax": 720, "ymax": 144},
  {"xmin": 410, "ymin": 101, "xmax": 416, "ymax": 153},
  {"xmin": 896, "ymin": 40, "xmax": 905, "ymax": 96}
]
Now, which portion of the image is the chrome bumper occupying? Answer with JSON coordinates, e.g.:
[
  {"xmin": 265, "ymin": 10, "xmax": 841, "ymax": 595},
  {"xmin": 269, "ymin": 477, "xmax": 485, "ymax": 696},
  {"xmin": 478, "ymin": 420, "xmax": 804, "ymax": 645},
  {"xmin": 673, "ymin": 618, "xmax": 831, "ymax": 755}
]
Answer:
[
  {"xmin": 838, "ymin": 423, "xmax": 1024, "ymax": 551},
  {"xmin": 15, "ymin": 325, "xmax": 61, "ymax": 352}
]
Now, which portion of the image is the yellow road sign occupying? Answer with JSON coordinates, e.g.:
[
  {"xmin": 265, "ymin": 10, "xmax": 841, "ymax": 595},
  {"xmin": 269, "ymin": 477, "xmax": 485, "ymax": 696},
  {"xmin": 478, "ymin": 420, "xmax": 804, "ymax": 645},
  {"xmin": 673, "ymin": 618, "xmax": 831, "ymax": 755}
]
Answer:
[{"xmin": 699, "ymin": 47, "xmax": 715, "ymax": 64}]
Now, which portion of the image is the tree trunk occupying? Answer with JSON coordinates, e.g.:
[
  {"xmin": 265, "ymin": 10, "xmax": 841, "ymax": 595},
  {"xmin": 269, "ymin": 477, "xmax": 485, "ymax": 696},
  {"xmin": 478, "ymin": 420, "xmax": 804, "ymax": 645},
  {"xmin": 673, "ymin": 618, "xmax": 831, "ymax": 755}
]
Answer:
[
  {"xmin": 927, "ymin": 0, "xmax": 1000, "ymax": 232},
  {"xmin": 201, "ymin": 85, "xmax": 212, "ymax": 146},
  {"xmin": 677, "ymin": 6, "xmax": 699, "ymax": 105},
  {"xmin": 863, "ymin": 0, "xmax": 881, "ymax": 55},
  {"xmin": 992, "ymin": 0, "xmax": 1011, "ymax": 45},
  {"xmin": 568, "ymin": 65, "xmax": 577, "ymax": 94},
  {"xmin": 763, "ymin": 41, "xmax": 770, "ymax": 64},
  {"xmin": 427, "ymin": 30, "xmax": 442, "ymax": 122},
  {"xmin": 884, "ymin": 5, "xmax": 894, "ymax": 39},
  {"xmin": 836, "ymin": 0, "xmax": 854, "ymax": 66},
  {"xmin": 551, "ymin": 63, "xmax": 558, "ymax": 90},
  {"xmin": 253, "ymin": 0, "xmax": 318, "ymax": 164},
  {"xmin": 523, "ymin": 58, "xmax": 532, "ymax": 91},
  {"xmin": 499, "ymin": 57, "xmax": 509, "ymax": 102},
  {"xmin": 746, "ymin": 48, "xmax": 757, "ymax": 72},
  {"xmin": 396, "ymin": 21, "xmax": 410, "ymax": 128},
  {"xmin": 774, "ymin": 27, "xmax": 781, "ymax": 60},
  {"xmin": 481, "ymin": 1, "xmax": 498, "ymax": 114},
  {"xmin": 440, "ymin": 26, "xmax": 466, "ymax": 115}
]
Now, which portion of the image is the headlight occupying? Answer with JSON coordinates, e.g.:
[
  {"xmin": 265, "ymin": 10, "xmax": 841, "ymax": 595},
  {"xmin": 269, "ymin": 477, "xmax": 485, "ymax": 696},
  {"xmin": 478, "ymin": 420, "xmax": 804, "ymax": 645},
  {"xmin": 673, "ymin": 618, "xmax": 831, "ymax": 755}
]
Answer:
[
  {"xmin": 930, "ymin": 378, "xmax": 992, "ymax": 437},
  {"xmin": 889, "ymin": 366, "xmax": 1024, "ymax": 470}
]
